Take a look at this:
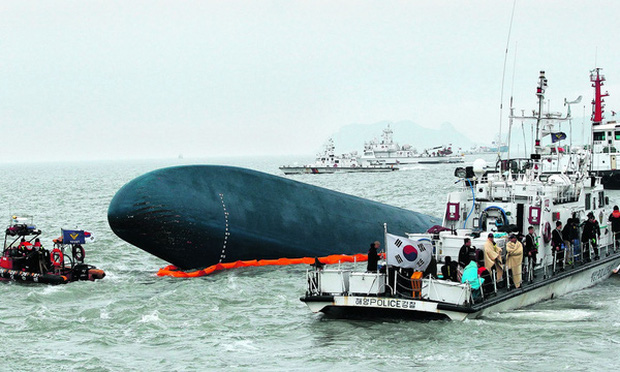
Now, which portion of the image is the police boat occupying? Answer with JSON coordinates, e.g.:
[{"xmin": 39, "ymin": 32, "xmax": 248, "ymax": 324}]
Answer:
[
  {"xmin": 301, "ymin": 71, "xmax": 620, "ymax": 320},
  {"xmin": 1, "ymin": 216, "xmax": 105, "ymax": 284}
]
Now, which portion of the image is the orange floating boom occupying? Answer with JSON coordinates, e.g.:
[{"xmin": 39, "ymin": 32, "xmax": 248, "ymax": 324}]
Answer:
[{"xmin": 157, "ymin": 253, "xmax": 375, "ymax": 278}]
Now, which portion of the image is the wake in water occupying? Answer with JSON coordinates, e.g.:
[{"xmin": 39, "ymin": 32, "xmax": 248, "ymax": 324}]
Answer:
[{"xmin": 485, "ymin": 309, "xmax": 594, "ymax": 322}]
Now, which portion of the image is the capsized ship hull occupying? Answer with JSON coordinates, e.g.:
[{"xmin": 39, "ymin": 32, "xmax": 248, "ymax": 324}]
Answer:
[{"xmin": 108, "ymin": 165, "xmax": 438, "ymax": 269}]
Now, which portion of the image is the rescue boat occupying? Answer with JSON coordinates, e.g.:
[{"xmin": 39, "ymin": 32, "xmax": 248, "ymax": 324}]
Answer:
[{"xmin": 1, "ymin": 216, "xmax": 105, "ymax": 284}]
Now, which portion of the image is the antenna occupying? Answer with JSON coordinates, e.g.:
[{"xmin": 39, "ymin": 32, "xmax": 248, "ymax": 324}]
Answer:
[
  {"xmin": 564, "ymin": 95, "xmax": 582, "ymax": 151},
  {"xmin": 595, "ymin": 47, "xmax": 598, "ymax": 68},
  {"xmin": 498, "ymin": 0, "xmax": 518, "ymax": 160}
]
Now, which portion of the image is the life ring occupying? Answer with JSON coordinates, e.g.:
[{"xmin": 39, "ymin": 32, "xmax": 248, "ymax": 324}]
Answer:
[
  {"xmin": 50, "ymin": 248, "xmax": 64, "ymax": 267},
  {"xmin": 72, "ymin": 245, "xmax": 85, "ymax": 263},
  {"xmin": 542, "ymin": 222, "xmax": 552, "ymax": 244}
]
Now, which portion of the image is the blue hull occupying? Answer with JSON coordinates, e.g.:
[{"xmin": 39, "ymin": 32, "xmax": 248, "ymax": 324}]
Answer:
[{"xmin": 108, "ymin": 166, "xmax": 438, "ymax": 269}]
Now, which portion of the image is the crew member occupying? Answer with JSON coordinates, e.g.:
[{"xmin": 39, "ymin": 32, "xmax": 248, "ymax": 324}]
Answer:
[
  {"xmin": 423, "ymin": 255, "xmax": 438, "ymax": 279},
  {"xmin": 609, "ymin": 206, "xmax": 620, "ymax": 249},
  {"xmin": 367, "ymin": 241, "xmax": 380, "ymax": 272},
  {"xmin": 18, "ymin": 238, "xmax": 33, "ymax": 254},
  {"xmin": 524, "ymin": 226, "xmax": 538, "ymax": 279},
  {"xmin": 582, "ymin": 212, "xmax": 601, "ymax": 261},
  {"xmin": 506, "ymin": 234, "xmax": 523, "ymax": 288},
  {"xmin": 458, "ymin": 238, "xmax": 476, "ymax": 269},
  {"xmin": 551, "ymin": 221, "xmax": 564, "ymax": 271},
  {"xmin": 441, "ymin": 256, "xmax": 458, "ymax": 282},
  {"xmin": 565, "ymin": 217, "xmax": 581, "ymax": 263}
]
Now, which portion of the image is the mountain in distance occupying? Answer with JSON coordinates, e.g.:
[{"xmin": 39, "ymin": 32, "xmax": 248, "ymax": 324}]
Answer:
[{"xmin": 330, "ymin": 120, "xmax": 476, "ymax": 154}]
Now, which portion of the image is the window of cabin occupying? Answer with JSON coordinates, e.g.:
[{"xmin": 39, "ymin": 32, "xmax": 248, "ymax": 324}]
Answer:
[
  {"xmin": 593, "ymin": 132, "xmax": 605, "ymax": 141},
  {"xmin": 616, "ymin": 131, "xmax": 620, "ymax": 140},
  {"xmin": 585, "ymin": 193, "xmax": 591, "ymax": 210},
  {"xmin": 599, "ymin": 191, "xmax": 605, "ymax": 208}
]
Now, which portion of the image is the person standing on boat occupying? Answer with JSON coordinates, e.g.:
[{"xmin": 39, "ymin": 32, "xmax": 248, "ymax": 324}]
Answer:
[
  {"xmin": 441, "ymin": 256, "xmax": 458, "ymax": 281},
  {"xmin": 458, "ymin": 238, "xmax": 477, "ymax": 269},
  {"xmin": 608, "ymin": 206, "xmax": 620, "ymax": 249},
  {"xmin": 462, "ymin": 259, "xmax": 484, "ymax": 300},
  {"xmin": 524, "ymin": 226, "xmax": 538, "ymax": 278},
  {"xmin": 483, "ymin": 233, "xmax": 503, "ymax": 283},
  {"xmin": 551, "ymin": 221, "xmax": 565, "ymax": 271},
  {"xmin": 423, "ymin": 255, "xmax": 438, "ymax": 279},
  {"xmin": 562, "ymin": 218, "xmax": 572, "ymax": 265},
  {"xmin": 582, "ymin": 212, "xmax": 601, "ymax": 261},
  {"xmin": 565, "ymin": 218, "xmax": 581, "ymax": 264},
  {"xmin": 506, "ymin": 234, "xmax": 523, "ymax": 288},
  {"xmin": 367, "ymin": 241, "xmax": 381, "ymax": 272}
]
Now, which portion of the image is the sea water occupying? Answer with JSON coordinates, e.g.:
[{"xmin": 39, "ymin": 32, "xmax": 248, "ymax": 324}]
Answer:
[{"xmin": 1, "ymin": 155, "xmax": 619, "ymax": 371}]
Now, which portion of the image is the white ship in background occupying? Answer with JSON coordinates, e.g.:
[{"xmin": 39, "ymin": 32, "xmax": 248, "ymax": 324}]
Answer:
[
  {"xmin": 279, "ymin": 138, "xmax": 398, "ymax": 175},
  {"xmin": 358, "ymin": 125, "xmax": 464, "ymax": 166}
]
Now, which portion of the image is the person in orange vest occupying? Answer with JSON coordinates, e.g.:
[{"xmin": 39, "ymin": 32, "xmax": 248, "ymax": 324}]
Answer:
[{"xmin": 18, "ymin": 238, "xmax": 33, "ymax": 253}]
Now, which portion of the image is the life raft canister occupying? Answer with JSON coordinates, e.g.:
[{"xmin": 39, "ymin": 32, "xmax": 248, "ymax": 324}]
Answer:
[{"xmin": 50, "ymin": 248, "xmax": 64, "ymax": 267}]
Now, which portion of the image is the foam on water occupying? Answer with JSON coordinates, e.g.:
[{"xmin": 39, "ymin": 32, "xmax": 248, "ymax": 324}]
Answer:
[{"xmin": 487, "ymin": 309, "xmax": 594, "ymax": 322}]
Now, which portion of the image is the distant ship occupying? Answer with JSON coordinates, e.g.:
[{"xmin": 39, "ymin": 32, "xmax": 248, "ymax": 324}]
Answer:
[
  {"xmin": 108, "ymin": 165, "xmax": 437, "ymax": 269},
  {"xmin": 358, "ymin": 125, "xmax": 464, "ymax": 165},
  {"xmin": 279, "ymin": 138, "xmax": 398, "ymax": 175}
]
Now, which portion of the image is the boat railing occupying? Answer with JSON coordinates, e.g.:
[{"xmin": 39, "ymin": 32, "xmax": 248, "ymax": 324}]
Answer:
[
  {"xmin": 393, "ymin": 269, "xmax": 421, "ymax": 299},
  {"xmin": 421, "ymin": 277, "xmax": 475, "ymax": 305},
  {"xmin": 457, "ymin": 179, "xmax": 581, "ymax": 205}
]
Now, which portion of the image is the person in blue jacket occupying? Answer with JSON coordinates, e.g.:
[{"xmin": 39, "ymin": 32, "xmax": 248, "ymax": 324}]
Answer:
[{"xmin": 462, "ymin": 260, "xmax": 484, "ymax": 300}]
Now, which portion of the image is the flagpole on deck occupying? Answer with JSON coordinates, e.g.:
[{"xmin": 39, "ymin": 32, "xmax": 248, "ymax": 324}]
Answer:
[
  {"xmin": 383, "ymin": 223, "xmax": 388, "ymax": 255},
  {"xmin": 384, "ymin": 223, "xmax": 394, "ymax": 295},
  {"xmin": 383, "ymin": 223, "xmax": 388, "ymax": 269}
]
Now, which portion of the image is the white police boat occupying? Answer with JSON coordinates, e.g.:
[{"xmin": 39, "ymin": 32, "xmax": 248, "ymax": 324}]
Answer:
[{"xmin": 300, "ymin": 71, "xmax": 620, "ymax": 320}]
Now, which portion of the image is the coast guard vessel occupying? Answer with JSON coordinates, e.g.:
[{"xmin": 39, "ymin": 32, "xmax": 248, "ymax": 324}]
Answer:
[
  {"xmin": 358, "ymin": 125, "xmax": 464, "ymax": 166},
  {"xmin": 279, "ymin": 138, "xmax": 398, "ymax": 175},
  {"xmin": 1, "ymin": 216, "xmax": 105, "ymax": 284},
  {"xmin": 301, "ymin": 71, "xmax": 620, "ymax": 320}
]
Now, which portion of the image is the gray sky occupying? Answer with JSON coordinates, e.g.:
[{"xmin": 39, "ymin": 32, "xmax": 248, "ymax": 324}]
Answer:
[{"xmin": 2, "ymin": 1, "xmax": 619, "ymax": 162}]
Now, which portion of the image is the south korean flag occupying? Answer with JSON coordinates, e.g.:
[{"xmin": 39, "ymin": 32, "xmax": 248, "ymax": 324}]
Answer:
[{"xmin": 385, "ymin": 233, "xmax": 433, "ymax": 271}]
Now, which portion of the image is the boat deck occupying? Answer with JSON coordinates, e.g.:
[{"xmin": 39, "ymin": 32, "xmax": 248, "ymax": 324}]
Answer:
[
  {"xmin": 301, "ymin": 245, "xmax": 620, "ymax": 320},
  {"xmin": 445, "ymin": 248, "xmax": 620, "ymax": 314}
]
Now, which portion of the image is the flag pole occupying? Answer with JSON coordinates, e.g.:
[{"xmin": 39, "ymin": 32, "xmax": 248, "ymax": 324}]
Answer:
[
  {"xmin": 383, "ymin": 223, "xmax": 388, "ymax": 261},
  {"xmin": 384, "ymin": 223, "xmax": 394, "ymax": 295}
]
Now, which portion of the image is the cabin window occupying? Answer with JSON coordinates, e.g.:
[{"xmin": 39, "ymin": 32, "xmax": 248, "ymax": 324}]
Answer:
[
  {"xmin": 585, "ymin": 193, "xmax": 591, "ymax": 211},
  {"xmin": 593, "ymin": 132, "xmax": 605, "ymax": 141},
  {"xmin": 616, "ymin": 132, "xmax": 620, "ymax": 140},
  {"xmin": 599, "ymin": 192, "xmax": 605, "ymax": 208}
]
